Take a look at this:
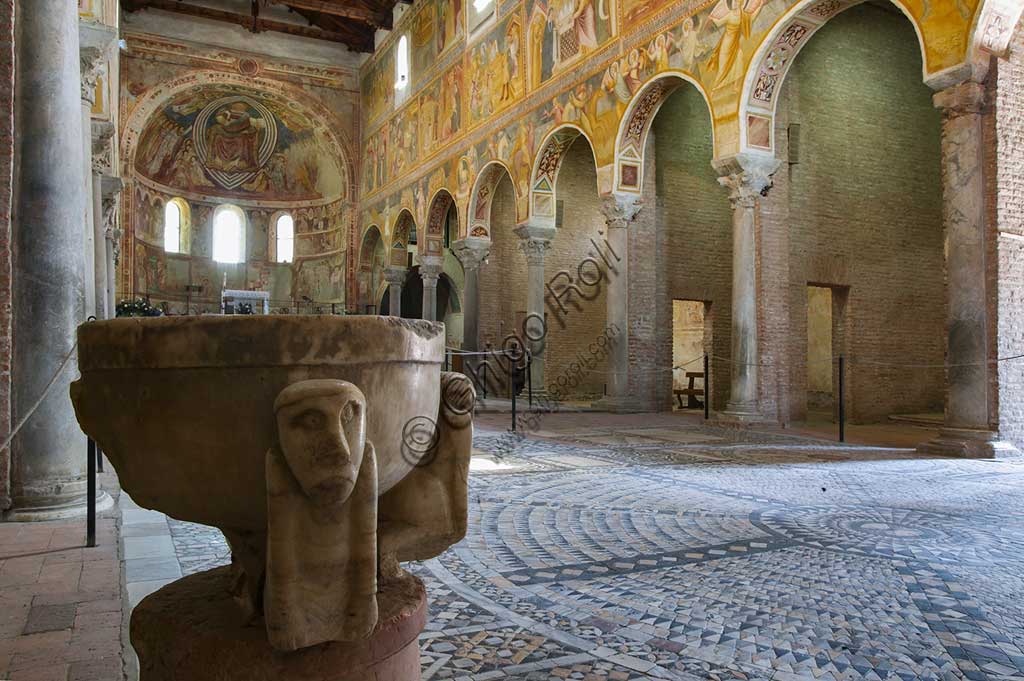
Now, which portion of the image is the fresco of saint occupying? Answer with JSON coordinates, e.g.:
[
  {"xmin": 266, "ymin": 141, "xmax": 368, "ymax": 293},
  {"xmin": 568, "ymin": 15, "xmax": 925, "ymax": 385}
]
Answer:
[{"xmin": 705, "ymin": 0, "xmax": 766, "ymax": 89}]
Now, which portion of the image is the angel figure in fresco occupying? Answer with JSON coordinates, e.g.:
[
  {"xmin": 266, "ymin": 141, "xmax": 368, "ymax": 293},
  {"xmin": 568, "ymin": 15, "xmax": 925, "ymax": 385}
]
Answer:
[
  {"xmin": 670, "ymin": 16, "xmax": 705, "ymax": 71},
  {"xmin": 647, "ymin": 33, "xmax": 671, "ymax": 72},
  {"xmin": 705, "ymin": 0, "xmax": 766, "ymax": 90}
]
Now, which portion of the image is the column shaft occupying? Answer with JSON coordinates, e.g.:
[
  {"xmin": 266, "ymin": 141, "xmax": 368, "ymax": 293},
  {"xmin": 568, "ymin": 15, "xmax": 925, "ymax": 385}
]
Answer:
[
  {"xmin": 383, "ymin": 267, "xmax": 406, "ymax": 317},
  {"xmin": 10, "ymin": 0, "xmax": 89, "ymax": 516},
  {"xmin": 918, "ymin": 82, "xmax": 1019, "ymax": 457},
  {"xmin": 419, "ymin": 256, "xmax": 443, "ymax": 323},
  {"xmin": 516, "ymin": 225, "xmax": 554, "ymax": 397}
]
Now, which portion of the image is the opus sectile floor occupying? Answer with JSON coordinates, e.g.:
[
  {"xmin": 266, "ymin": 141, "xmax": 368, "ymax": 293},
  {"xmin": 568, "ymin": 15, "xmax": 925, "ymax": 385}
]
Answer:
[{"xmin": 155, "ymin": 417, "xmax": 1024, "ymax": 681}]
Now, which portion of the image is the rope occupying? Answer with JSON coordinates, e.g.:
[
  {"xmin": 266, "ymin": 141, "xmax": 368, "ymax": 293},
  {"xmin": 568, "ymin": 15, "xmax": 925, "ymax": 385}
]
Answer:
[{"xmin": 0, "ymin": 340, "xmax": 79, "ymax": 454}]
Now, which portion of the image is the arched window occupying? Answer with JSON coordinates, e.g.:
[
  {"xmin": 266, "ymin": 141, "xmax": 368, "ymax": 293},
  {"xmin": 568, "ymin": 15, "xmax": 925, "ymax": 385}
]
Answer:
[
  {"xmin": 275, "ymin": 213, "xmax": 294, "ymax": 263},
  {"xmin": 164, "ymin": 200, "xmax": 182, "ymax": 253},
  {"xmin": 213, "ymin": 205, "xmax": 245, "ymax": 264},
  {"xmin": 395, "ymin": 35, "xmax": 409, "ymax": 91}
]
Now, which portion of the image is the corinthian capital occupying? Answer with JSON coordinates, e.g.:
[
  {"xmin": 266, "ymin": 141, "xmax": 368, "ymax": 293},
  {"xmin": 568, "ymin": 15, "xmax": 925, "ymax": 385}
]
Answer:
[
  {"xmin": 601, "ymin": 195, "xmax": 643, "ymax": 230},
  {"xmin": 80, "ymin": 47, "xmax": 105, "ymax": 105},
  {"xmin": 714, "ymin": 153, "xmax": 781, "ymax": 209},
  {"xmin": 514, "ymin": 223, "xmax": 555, "ymax": 266},
  {"xmin": 452, "ymin": 237, "xmax": 490, "ymax": 271}
]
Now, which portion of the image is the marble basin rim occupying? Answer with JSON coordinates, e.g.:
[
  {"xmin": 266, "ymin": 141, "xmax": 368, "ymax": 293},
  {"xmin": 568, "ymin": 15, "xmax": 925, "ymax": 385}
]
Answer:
[{"xmin": 70, "ymin": 315, "xmax": 445, "ymax": 532}]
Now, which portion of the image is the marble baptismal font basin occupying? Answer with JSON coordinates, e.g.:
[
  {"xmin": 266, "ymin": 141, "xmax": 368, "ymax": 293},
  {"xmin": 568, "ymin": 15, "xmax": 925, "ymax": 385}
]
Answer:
[{"xmin": 71, "ymin": 316, "xmax": 475, "ymax": 680}]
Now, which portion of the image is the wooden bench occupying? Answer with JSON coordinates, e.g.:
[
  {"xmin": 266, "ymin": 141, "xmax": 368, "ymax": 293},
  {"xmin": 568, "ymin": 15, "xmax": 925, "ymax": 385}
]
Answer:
[{"xmin": 674, "ymin": 372, "xmax": 705, "ymax": 409}]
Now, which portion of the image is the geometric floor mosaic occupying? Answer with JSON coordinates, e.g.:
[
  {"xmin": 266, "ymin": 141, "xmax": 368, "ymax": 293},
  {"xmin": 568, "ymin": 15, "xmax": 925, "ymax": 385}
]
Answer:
[{"xmin": 164, "ymin": 417, "xmax": 1024, "ymax": 680}]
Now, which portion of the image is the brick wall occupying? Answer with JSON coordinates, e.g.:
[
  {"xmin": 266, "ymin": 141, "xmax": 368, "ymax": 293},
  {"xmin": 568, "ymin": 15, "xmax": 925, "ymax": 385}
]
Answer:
[
  {"xmin": 0, "ymin": 0, "xmax": 13, "ymax": 509},
  {"xmin": 543, "ymin": 137, "xmax": 608, "ymax": 399},
  {"xmin": 776, "ymin": 3, "xmax": 945, "ymax": 423},
  {"xmin": 652, "ymin": 86, "xmax": 735, "ymax": 412},
  {"xmin": 994, "ymin": 16, "xmax": 1024, "ymax": 447},
  {"xmin": 477, "ymin": 174, "xmax": 527, "ymax": 391}
]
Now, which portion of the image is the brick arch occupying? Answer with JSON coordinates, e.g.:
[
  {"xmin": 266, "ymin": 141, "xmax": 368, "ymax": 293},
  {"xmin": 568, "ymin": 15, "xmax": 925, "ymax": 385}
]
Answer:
[
  {"xmin": 737, "ymin": 0, "xmax": 928, "ymax": 157},
  {"xmin": 357, "ymin": 225, "xmax": 384, "ymax": 309},
  {"xmin": 390, "ymin": 209, "xmax": 416, "ymax": 267},
  {"xmin": 423, "ymin": 188, "xmax": 457, "ymax": 256},
  {"xmin": 528, "ymin": 124, "xmax": 599, "ymax": 227},
  {"xmin": 613, "ymin": 73, "xmax": 714, "ymax": 196},
  {"xmin": 467, "ymin": 161, "xmax": 517, "ymax": 240}
]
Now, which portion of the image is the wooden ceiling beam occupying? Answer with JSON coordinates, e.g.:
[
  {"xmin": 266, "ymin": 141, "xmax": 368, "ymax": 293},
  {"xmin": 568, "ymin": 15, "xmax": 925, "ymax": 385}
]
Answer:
[
  {"xmin": 122, "ymin": 0, "xmax": 374, "ymax": 50},
  {"xmin": 270, "ymin": 0, "xmax": 390, "ymax": 29}
]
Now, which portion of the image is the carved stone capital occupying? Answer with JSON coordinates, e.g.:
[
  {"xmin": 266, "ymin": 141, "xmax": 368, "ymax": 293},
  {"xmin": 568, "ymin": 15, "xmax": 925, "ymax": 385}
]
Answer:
[
  {"xmin": 383, "ymin": 266, "xmax": 407, "ymax": 286},
  {"xmin": 514, "ymin": 223, "xmax": 555, "ymax": 266},
  {"xmin": 91, "ymin": 121, "xmax": 115, "ymax": 171},
  {"xmin": 601, "ymin": 195, "xmax": 643, "ymax": 229},
  {"xmin": 933, "ymin": 81, "xmax": 986, "ymax": 119},
  {"xmin": 419, "ymin": 256, "xmax": 444, "ymax": 285},
  {"xmin": 452, "ymin": 237, "xmax": 490, "ymax": 271},
  {"xmin": 79, "ymin": 47, "xmax": 104, "ymax": 105},
  {"xmin": 714, "ymin": 153, "xmax": 781, "ymax": 208}
]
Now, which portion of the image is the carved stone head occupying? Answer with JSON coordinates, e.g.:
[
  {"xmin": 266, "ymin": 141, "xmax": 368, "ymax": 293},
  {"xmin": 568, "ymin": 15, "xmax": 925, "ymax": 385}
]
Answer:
[{"xmin": 273, "ymin": 379, "xmax": 366, "ymax": 508}]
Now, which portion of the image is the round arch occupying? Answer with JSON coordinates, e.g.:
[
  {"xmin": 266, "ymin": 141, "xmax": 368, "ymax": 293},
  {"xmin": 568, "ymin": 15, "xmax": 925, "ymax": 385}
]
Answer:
[
  {"xmin": 424, "ymin": 189, "xmax": 457, "ymax": 256},
  {"xmin": 357, "ymin": 224, "xmax": 384, "ymax": 311},
  {"xmin": 737, "ymin": 0, "xmax": 929, "ymax": 157},
  {"xmin": 528, "ymin": 124, "xmax": 599, "ymax": 227},
  {"xmin": 467, "ymin": 161, "xmax": 517, "ymax": 240},
  {"xmin": 390, "ymin": 209, "xmax": 416, "ymax": 267},
  {"xmin": 613, "ymin": 72, "xmax": 715, "ymax": 196}
]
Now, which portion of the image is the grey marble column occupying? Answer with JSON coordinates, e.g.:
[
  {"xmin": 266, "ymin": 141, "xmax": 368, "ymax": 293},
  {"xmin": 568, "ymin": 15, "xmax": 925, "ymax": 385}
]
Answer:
[
  {"xmin": 593, "ymin": 196, "xmax": 642, "ymax": 411},
  {"xmin": 383, "ymin": 266, "xmax": 406, "ymax": 317},
  {"xmin": 515, "ymin": 224, "xmax": 555, "ymax": 398},
  {"xmin": 453, "ymin": 238, "xmax": 490, "ymax": 353},
  {"xmin": 419, "ymin": 255, "xmax": 444, "ymax": 322},
  {"xmin": 919, "ymin": 81, "xmax": 1019, "ymax": 457},
  {"xmin": 10, "ymin": 0, "xmax": 89, "ymax": 517},
  {"xmin": 715, "ymin": 155, "xmax": 779, "ymax": 422}
]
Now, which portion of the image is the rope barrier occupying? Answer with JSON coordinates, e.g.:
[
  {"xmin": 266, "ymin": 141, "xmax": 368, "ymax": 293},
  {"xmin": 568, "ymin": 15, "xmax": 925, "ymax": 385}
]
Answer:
[{"xmin": 0, "ymin": 340, "xmax": 79, "ymax": 454}]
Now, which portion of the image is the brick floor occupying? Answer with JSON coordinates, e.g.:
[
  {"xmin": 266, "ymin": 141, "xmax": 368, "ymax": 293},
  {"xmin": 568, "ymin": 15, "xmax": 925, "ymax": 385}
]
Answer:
[{"xmin": 0, "ymin": 471, "xmax": 124, "ymax": 681}]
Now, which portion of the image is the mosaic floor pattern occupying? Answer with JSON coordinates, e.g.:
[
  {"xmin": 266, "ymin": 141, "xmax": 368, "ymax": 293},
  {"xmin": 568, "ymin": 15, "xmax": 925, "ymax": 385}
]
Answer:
[{"xmin": 165, "ymin": 419, "xmax": 1024, "ymax": 680}]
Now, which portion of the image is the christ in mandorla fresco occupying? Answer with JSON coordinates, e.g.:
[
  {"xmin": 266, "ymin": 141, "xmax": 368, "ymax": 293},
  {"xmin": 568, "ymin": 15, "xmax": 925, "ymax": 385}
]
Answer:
[{"xmin": 705, "ymin": 0, "xmax": 766, "ymax": 90}]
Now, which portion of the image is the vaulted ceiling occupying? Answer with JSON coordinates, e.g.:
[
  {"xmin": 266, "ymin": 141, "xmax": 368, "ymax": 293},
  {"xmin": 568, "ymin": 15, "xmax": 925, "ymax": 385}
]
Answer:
[{"xmin": 121, "ymin": 0, "xmax": 404, "ymax": 52}]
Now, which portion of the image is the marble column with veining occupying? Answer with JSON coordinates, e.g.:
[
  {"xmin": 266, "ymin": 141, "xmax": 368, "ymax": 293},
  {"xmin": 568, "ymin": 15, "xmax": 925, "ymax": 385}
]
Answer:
[
  {"xmin": 419, "ymin": 255, "xmax": 444, "ymax": 323},
  {"xmin": 715, "ymin": 155, "xmax": 779, "ymax": 422},
  {"xmin": 10, "ymin": 0, "xmax": 89, "ymax": 517},
  {"xmin": 453, "ymin": 238, "xmax": 490, "ymax": 354},
  {"xmin": 919, "ymin": 81, "xmax": 1019, "ymax": 457},
  {"xmin": 383, "ymin": 267, "xmax": 406, "ymax": 317},
  {"xmin": 593, "ymin": 195, "xmax": 642, "ymax": 411},
  {"xmin": 516, "ymin": 224, "xmax": 555, "ymax": 398}
]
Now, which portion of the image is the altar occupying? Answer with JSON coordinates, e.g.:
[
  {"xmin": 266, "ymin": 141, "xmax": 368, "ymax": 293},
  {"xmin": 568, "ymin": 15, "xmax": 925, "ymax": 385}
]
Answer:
[{"xmin": 221, "ymin": 289, "xmax": 271, "ymax": 315}]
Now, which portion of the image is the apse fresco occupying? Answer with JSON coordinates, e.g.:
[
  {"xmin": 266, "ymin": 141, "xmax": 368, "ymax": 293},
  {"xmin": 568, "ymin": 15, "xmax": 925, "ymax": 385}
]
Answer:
[{"xmin": 135, "ymin": 85, "xmax": 346, "ymax": 202}]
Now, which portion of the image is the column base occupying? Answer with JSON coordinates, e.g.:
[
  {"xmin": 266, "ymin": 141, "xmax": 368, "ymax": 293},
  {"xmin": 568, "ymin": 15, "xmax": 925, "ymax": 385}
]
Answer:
[
  {"xmin": 916, "ymin": 427, "xmax": 1022, "ymax": 459},
  {"xmin": 132, "ymin": 566, "xmax": 426, "ymax": 681},
  {"xmin": 5, "ymin": 490, "xmax": 114, "ymax": 522},
  {"xmin": 591, "ymin": 395, "xmax": 644, "ymax": 413}
]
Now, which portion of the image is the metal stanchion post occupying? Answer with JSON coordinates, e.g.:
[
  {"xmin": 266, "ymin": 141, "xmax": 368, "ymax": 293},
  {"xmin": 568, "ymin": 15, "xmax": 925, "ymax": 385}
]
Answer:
[
  {"xmin": 838, "ymin": 355, "xmax": 846, "ymax": 443},
  {"xmin": 87, "ymin": 438, "xmax": 97, "ymax": 548},
  {"xmin": 482, "ymin": 361, "xmax": 488, "ymax": 400},
  {"xmin": 96, "ymin": 446, "xmax": 104, "ymax": 473},
  {"xmin": 704, "ymin": 354, "xmax": 710, "ymax": 420},
  {"xmin": 527, "ymin": 351, "xmax": 533, "ymax": 408},
  {"xmin": 509, "ymin": 358, "xmax": 516, "ymax": 432}
]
